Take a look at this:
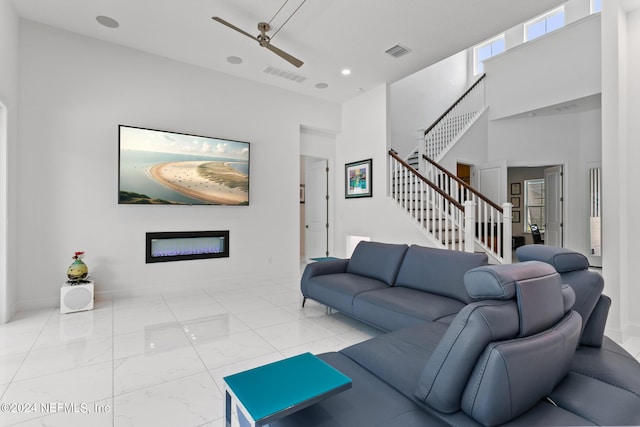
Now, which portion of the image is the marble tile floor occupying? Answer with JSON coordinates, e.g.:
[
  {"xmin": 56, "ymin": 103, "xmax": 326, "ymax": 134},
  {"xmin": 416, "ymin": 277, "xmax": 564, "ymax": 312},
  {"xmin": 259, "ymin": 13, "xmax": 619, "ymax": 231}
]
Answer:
[
  {"xmin": 0, "ymin": 277, "xmax": 382, "ymax": 427},
  {"xmin": 0, "ymin": 275, "xmax": 638, "ymax": 427}
]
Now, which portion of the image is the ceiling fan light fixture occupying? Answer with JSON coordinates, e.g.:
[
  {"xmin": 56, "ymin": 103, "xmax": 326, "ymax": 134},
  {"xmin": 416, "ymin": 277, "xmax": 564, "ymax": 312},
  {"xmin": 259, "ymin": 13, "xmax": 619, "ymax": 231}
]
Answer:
[{"xmin": 341, "ymin": 69, "xmax": 352, "ymax": 76}]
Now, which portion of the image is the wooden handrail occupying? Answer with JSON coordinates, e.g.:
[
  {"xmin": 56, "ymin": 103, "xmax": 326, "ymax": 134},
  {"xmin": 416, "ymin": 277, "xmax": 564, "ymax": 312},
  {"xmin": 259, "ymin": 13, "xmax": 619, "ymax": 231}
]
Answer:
[
  {"xmin": 389, "ymin": 150, "xmax": 465, "ymax": 211},
  {"xmin": 424, "ymin": 74, "xmax": 486, "ymax": 137},
  {"xmin": 422, "ymin": 154, "xmax": 503, "ymax": 213}
]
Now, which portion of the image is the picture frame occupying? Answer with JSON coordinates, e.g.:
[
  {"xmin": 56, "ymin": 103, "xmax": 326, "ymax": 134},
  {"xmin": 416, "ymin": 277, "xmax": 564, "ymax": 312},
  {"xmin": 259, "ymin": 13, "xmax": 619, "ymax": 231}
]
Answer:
[
  {"xmin": 345, "ymin": 159, "xmax": 373, "ymax": 198},
  {"xmin": 300, "ymin": 185, "xmax": 305, "ymax": 204},
  {"xmin": 510, "ymin": 182, "xmax": 521, "ymax": 195},
  {"xmin": 510, "ymin": 196, "xmax": 520, "ymax": 208},
  {"xmin": 512, "ymin": 210, "xmax": 521, "ymax": 223}
]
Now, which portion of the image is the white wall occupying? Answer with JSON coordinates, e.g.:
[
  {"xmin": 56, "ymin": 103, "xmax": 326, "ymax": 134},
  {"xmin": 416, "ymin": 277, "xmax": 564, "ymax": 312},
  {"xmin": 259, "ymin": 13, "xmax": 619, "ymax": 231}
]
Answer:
[
  {"xmin": 16, "ymin": 21, "xmax": 340, "ymax": 308},
  {"xmin": 487, "ymin": 109, "xmax": 601, "ymax": 257},
  {"xmin": 334, "ymin": 85, "xmax": 438, "ymax": 257},
  {"xmin": 390, "ymin": 52, "xmax": 469, "ymax": 158},
  {"xmin": 479, "ymin": 10, "xmax": 602, "ymax": 261},
  {"xmin": 486, "ymin": 13, "xmax": 601, "ymax": 120},
  {"xmin": 438, "ymin": 109, "xmax": 489, "ymax": 174},
  {"xmin": 0, "ymin": 0, "xmax": 19, "ymax": 323}
]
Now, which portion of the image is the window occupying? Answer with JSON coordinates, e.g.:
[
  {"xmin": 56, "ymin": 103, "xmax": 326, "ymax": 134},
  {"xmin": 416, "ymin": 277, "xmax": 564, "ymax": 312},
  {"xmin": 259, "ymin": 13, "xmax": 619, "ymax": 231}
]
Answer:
[
  {"xmin": 524, "ymin": 7, "xmax": 565, "ymax": 42},
  {"xmin": 592, "ymin": 0, "xmax": 602, "ymax": 13},
  {"xmin": 524, "ymin": 179, "xmax": 545, "ymax": 232},
  {"xmin": 473, "ymin": 35, "xmax": 505, "ymax": 75}
]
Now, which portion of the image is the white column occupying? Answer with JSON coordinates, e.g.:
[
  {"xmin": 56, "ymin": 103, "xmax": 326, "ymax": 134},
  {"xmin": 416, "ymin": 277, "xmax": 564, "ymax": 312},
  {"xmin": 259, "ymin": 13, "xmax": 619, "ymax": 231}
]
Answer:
[
  {"xmin": 464, "ymin": 201, "xmax": 476, "ymax": 253},
  {"xmin": 502, "ymin": 202, "xmax": 512, "ymax": 264}
]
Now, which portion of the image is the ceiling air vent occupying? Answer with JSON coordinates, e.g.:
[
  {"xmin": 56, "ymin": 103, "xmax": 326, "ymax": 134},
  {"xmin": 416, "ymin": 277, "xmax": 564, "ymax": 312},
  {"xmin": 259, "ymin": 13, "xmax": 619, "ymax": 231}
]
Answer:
[
  {"xmin": 263, "ymin": 66, "xmax": 307, "ymax": 83},
  {"xmin": 385, "ymin": 44, "xmax": 411, "ymax": 58}
]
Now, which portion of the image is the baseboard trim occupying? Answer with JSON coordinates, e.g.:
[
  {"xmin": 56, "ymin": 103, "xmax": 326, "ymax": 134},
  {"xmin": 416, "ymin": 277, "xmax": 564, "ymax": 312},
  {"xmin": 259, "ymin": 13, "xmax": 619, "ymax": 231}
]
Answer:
[
  {"xmin": 15, "ymin": 270, "xmax": 301, "ymax": 313},
  {"xmin": 622, "ymin": 321, "xmax": 640, "ymax": 342},
  {"xmin": 605, "ymin": 326, "xmax": 624, "ymax": 344}
]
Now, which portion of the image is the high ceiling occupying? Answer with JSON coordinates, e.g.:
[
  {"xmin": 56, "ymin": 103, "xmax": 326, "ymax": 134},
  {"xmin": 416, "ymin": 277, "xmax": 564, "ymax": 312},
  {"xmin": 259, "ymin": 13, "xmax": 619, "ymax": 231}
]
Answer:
[{"xmin": 11, "ymin": 0, "xmax": 565, "ymax": 103}]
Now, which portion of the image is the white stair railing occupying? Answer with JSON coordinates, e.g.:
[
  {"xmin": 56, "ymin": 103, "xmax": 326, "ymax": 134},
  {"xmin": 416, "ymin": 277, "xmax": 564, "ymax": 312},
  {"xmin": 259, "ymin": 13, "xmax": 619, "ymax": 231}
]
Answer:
[
  {"xmin": 405, "ymin": 75, "xmax": 487, "ymax": 173},
  {"xmin": 421, "ymin": 154, "xmax": 511, "ymax": 263},
  {"xmin": 422, "ymin": 74, "xmax": 486, "ymax": 165},
  {"xmin": 389, "ymin": 150, "xmax": 512, "ymax": 263},
  {"xmin": 390, "ymin": 151, "xmax": 468, "ymax": 252}
]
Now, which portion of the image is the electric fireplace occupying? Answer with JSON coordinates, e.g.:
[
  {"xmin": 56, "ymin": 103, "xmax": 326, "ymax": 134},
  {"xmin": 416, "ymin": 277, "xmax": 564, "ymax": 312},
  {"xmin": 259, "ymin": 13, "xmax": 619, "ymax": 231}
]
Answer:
[{"xmin": 146, "ymin": 231, "xmax": 229, "ymax": 263}]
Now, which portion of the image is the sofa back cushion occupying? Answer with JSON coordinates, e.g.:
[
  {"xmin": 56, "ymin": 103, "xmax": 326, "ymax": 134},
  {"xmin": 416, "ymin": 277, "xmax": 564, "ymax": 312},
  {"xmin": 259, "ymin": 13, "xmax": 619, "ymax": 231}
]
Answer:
[
  {"xmin": 461, "ymin": 311, "xmax": 581, "ymax": 426},
  {"xmin": 394, "ymin": 246, "xmax": 488, "ymax": 303},
  {"xmin": 415, "ymin": 262, "xmax": 577, "ymax": 418},
  {"xmin": 414, "ymin": 299, "xmax": 520, "ymax": 413},
  {"xmin": 346, "ymin": 241, "xmax": 409, "ymax": 286},
  {"xmin": 516, "ymin": 245, "xmax": 605, "ymax": 344}
]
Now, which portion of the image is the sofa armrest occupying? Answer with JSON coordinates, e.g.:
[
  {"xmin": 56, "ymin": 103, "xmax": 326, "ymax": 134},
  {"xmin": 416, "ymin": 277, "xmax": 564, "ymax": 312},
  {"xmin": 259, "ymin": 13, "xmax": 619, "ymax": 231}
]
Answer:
[
  {"xmin": 303, "ymin": 259, "xmax": 349, "ymax": 278},
  {"xmin": 580, "ymin": 294, "xmax": 611, "ymax": 347},
  {"xmin": 301, "ymin": 259, "xmax": 349, "ymax": 296}
]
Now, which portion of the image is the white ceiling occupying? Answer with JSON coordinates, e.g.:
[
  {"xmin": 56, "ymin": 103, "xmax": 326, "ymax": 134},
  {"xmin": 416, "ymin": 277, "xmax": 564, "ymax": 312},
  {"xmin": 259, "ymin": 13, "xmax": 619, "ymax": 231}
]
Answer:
[{"xmin": 11, "ymin": 0, "xmax": 565, "ymax": 104}]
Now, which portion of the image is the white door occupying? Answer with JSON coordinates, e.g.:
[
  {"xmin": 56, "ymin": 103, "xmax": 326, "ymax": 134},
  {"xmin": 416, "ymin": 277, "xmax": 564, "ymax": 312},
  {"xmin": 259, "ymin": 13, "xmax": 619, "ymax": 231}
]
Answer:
[
  {"xmin": 472, "ymin": 160, "xmax": 507, "ymax": 205},
  {"xmin": 304, "ymin": 158, "xmax": 328, "ymax": 260},
  {"xmin": 544, "ymin": 165, "xmax": 563, "ymax": 247}
]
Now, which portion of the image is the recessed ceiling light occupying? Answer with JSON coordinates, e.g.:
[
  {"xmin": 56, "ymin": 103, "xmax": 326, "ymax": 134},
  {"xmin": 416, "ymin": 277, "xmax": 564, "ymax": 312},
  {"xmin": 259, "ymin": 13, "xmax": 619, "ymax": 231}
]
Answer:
[
  {"xmin": 96, "ymin": 15, "xmax": 119, "ymax": 29},
  {"xmin": 315, "ymin": 83, "xmax": 328, "ymax": 89},
  {"xmin": 341, "ymin": 69, "xmax": 352, "ymax": 76},
  {"xmin": 227, "ymin": 56, "xmax": 243, "ymax": 64}
]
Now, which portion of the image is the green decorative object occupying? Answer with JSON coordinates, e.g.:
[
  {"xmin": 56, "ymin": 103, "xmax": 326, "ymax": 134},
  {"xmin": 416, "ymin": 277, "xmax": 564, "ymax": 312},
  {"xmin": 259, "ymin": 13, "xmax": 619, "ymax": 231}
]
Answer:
[{"xmin": 67, "ymin": 251, "xmax": 88, "ymax": 282}]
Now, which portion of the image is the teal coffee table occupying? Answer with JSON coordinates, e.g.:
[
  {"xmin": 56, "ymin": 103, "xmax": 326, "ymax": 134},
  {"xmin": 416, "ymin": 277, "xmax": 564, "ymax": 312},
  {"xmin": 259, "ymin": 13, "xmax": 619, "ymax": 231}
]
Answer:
[{"xmin": 223, "ymin": 352, "xmax": 352, "ymax": 427}]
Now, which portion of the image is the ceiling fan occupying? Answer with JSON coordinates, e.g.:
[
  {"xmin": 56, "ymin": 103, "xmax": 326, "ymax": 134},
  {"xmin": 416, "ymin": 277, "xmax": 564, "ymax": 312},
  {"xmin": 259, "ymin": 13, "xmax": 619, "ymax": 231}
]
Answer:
[{"xmin": 212, "ymin": 17, "xmax": 304, "ymax": 68}]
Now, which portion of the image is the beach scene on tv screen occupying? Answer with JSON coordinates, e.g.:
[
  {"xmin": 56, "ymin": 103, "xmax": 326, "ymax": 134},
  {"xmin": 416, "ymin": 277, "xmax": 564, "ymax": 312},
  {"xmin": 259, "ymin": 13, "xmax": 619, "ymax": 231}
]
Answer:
[{"xmin": 119, "ymin": 126, "xmax": 249, "ymax": 205}]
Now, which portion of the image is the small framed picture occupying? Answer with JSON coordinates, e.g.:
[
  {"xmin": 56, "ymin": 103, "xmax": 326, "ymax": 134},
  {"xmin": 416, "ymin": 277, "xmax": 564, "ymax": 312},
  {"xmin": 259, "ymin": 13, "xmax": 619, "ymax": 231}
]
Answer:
[
  {"xmin": 345, "ymin": 159, "xmax": 372, "ymax": 198},
  {"xmin": 512, "ymin": 210, "xmax": 521, "ymax": 223},
  {"xmin": 511, "ymin": 182, "xmax": 521, "ymax": 195},
  {"xmin": 510, "ymin": 197, "xmax": 520, "ymax": 208},
  {"xmin": 300, "ymin": 185, "xmax": 305, "ymax": 204}
]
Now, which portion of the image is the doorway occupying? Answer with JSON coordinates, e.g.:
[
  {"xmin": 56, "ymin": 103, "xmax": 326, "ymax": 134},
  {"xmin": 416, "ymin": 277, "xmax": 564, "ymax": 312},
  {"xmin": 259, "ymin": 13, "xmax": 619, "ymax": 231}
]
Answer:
[
  {"xmin": 456, "ymin": 162, "xmax": 471, "ymax": 185},
  {"xmin": 301, "ymin": 157, "xmax": 330, "ymax": 262},
  {"xmin": 507, "ymin": 165, "xmax": 563, "ymax": 247}
]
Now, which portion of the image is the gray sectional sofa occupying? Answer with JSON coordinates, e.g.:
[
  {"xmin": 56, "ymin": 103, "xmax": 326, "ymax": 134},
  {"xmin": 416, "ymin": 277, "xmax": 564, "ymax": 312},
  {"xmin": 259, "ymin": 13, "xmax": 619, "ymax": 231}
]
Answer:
[
  {"xmin": 301, "ymin": 242, "xmax": 489, "ymax": 331},
  {"xmin": 272, "ymin": 242, "xmax": 640, "ymax": 427}
]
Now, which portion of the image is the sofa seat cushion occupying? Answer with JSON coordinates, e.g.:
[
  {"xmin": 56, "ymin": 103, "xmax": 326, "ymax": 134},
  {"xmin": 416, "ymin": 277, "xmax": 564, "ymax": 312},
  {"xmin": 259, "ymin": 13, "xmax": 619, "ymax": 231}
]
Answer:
[
  {"xmin": 548, "ymin": 337, "xmax": 640, "ymax": 426},
  {"xmin": 497, "ymin": 401, "xmax": 597, "ymax": 427},
  {"xmin": 352, "ymin": 287, "xmax": 465, "ymax": 331},
  {"xmin": 549, "ymin": 371, "xmax": 640, "ymax": 427},
  {"xmin": 346, "ymin": 241, "xmax": 409, "ymax": 286},
  {"xmin": 270, "ymin": 352, "xmax": 450, "ymax": 427},
  {"xmin": 341, "ymin": 322, "xmax": 449, "ymax": 399},
  {"xmin": 394, "ymin": 246, "xmax": 488, "ymax": 303},
  {"xmin": 303, "ymin": 273, "xmax": 388, "ymax": 313}
]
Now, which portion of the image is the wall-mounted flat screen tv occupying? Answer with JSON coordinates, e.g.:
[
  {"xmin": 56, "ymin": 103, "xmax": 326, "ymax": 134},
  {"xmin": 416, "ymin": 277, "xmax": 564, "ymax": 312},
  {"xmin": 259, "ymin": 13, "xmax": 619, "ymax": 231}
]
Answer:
[{"xmin": 118, "ymin": 125, "xmax": 249, "ymax": 205}]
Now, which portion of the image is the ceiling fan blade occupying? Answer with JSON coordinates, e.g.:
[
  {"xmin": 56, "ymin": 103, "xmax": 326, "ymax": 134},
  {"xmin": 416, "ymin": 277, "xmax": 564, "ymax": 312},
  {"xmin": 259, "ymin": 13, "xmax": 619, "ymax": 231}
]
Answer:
[
  {"xmin": 264, "ymin": 43, "xmax": 304, "ymax": 68},
  {"xmin": 212, "ymin": 16, "xmax": 303, "ymax": 68},
  {"xmin": 211, "ymin": 17, "xmax": 257, "ymax": 41}
]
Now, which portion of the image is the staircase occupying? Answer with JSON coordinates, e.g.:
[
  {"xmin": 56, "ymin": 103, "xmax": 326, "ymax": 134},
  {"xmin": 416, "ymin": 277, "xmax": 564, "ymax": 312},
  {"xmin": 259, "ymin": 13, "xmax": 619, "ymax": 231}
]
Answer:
[
  {"xmin": 407, "ymin": 74, "xmax": 487, "ymax": 171},
  {"xmin": 389, "ymin": 74, "xmax": 512, "ymax": 264}
]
